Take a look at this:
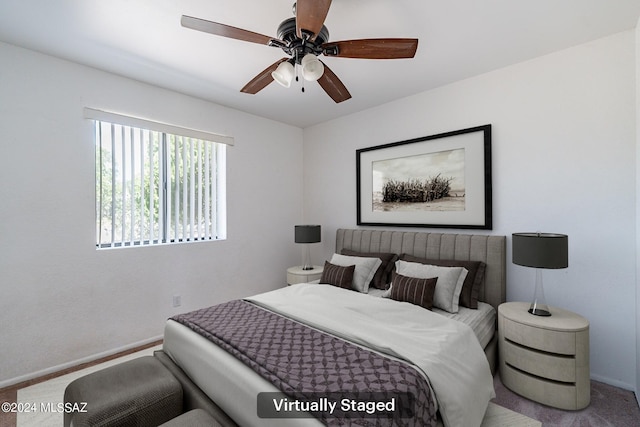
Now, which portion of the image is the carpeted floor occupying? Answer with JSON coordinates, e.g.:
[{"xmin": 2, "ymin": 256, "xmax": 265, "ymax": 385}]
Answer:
[
  {"xmin": 2, "ymin": 350, "xmax": 638, "ymax": 427},
  {"xmin": 5, "ymin": 347, "xmax": 540, "ymax": 427},
  {"xmin": 492, "ymin": 374, "xmax": 640, "ymax": 427}
]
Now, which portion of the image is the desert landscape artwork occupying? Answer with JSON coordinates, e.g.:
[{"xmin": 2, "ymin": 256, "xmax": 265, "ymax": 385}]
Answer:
[{"xmin": 357, "ymin": 124, "xmax": 491, "ymax": 229}]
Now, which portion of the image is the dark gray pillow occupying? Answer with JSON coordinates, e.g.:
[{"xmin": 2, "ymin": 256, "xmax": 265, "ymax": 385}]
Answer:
[
  {"xmin": 390, "ymin": 272, "xmax": 438, "ymax": 310},
  {"xmin": 341, "ymin": 249, "xmax": 398, "ymax": 290},
  {"xmin": 319, "ymin": 261, "xmax": 355, "ymax": 290}
]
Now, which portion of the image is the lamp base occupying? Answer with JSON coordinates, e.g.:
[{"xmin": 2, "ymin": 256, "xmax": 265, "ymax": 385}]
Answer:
[
  {"xmin": 301, "ymin": 245, "xmax": 314, "ymax": 271},
  {"xmin": 528, "ymin": 306, "xmax": 551, "ymax": 316},
  {"xmin": 528, "ymin": 268, "xmax": 552, "ymax": 316}
]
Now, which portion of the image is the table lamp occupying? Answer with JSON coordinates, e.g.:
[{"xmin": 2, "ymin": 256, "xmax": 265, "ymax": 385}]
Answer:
[
  {"xmin": 295, "ymin": 225, "xmax": 321, "ymax": 270},
  {"xmin": 512, "ymin": 232, "xmax": 568, "ymax": 316}
]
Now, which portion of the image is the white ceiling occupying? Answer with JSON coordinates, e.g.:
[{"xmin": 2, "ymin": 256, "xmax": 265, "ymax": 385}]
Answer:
[{"xmin": 1, "ymin": 0, "xmax": 639, "ymax": 128}]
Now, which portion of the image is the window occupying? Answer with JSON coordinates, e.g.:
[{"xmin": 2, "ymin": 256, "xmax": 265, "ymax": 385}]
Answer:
[{"xmin": 86, "ymin": 109, "xmax": 231, "ymax": 248}]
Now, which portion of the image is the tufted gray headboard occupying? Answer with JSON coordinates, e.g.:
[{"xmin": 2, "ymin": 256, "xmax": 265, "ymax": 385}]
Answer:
[{"xmin": 336, "ymin": 228, "xmax": 506, "ymax": 312}]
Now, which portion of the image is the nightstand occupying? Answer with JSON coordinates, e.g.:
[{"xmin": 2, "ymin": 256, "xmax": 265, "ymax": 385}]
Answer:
[
  {"xmin": 498, "ymin": 302, "xmax": 590, "ymax": 410},
  {"xmin": 286, "ymin": 265, "xmax": 323, "ymax": 285}
]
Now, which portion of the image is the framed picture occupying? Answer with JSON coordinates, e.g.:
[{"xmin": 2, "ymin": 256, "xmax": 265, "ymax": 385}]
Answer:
[{"xmin": 356, "ymin": 125, "xmax": 492, "ymax": 229}]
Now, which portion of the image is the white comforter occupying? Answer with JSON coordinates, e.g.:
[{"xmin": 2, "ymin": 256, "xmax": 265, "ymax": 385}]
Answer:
[{"xmin": 246, "ymin": 283, "xmax": 495, "ymax": 427}]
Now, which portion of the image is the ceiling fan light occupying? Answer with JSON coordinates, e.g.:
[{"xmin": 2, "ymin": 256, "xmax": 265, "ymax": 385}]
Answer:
[
  {"xmin": 272, "ymin": 61, "xmax": 294, "ymax": 88},
  {"xmin": 301, "ymin": 54, "xmax": 324, "ymax": 81}
]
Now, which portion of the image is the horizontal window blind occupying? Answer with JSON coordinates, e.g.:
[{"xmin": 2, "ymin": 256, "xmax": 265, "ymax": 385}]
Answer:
[{"xmin": 90, "ymin": 111, "xmax": 228, "ymax": 249}]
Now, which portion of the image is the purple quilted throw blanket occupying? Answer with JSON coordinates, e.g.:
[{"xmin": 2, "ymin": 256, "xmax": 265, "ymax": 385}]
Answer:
[{"xmin": 171, "ymin": 299, "xmax": 437, "ymax": 426}]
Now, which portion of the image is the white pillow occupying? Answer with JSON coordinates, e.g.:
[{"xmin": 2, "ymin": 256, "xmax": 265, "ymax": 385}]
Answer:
[
  {"xmin": 329, "ymin": 254, "xmax": 382, "ymax": 293},
  {"xmin": 395, "ymin": 260, "xmax": 468, "ymax": 313}
]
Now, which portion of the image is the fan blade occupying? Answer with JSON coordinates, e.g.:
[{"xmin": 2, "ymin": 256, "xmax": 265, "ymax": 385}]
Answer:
[
  {"xmin": 296, "ymin": 0, "xmax": 332, "ymax": 40},
  {"xmin": 181, "ymin": 15, "xmax": 274, "ymax": 46},
  {"xmin": 317, "ymin": 61, "xmax": 351, "ymax": 103},
  {"xmin": 322, "ymin": 38, "xmax": 418, "ymax": 59},
  {"xmin": 240, "ymin": 58, "xmax": 289, "ymax": 94}
]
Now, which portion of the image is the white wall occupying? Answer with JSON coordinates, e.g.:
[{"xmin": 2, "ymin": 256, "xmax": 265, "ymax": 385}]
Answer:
[
  {"xmin": 0, "ymin": 41, "xmax": 304, "ymax": 386},
  {"xmin": 304, "ymin": 31, "xmax": 637, "ymax": 389}
]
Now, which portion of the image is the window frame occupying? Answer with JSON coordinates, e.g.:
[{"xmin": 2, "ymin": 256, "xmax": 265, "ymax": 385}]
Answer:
[{"xmin": 86, "ymin": 108, "xmax": 232, "ymax": 249}]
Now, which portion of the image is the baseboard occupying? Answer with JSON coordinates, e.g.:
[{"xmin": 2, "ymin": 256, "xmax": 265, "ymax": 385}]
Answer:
[
  {"xmin": 589, "ymin": 373, "xmax": 635, "ymax": 392},
  {"xmin": 0, "ymin": 335, "xmax": 163, "ymax": 390}
]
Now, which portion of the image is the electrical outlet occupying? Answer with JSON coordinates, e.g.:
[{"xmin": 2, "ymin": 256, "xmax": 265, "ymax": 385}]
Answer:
[{"xmin": 172, "ymin": 295, "xmax": 182, "ymax": 307}]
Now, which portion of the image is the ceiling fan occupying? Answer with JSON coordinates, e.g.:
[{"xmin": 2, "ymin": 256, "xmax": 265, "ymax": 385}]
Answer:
[{"xmin": 181, "ymin": 0, "xmax": 418, "ymax": 103}]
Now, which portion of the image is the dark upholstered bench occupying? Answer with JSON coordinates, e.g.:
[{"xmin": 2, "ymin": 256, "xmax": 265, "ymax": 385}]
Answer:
[
  {"xmin": 63, "ymin": 356, "xmax": 182, "ymax": 427},
  {"xmin": 159, "ymin": 409, "xmax": 221, "ymax": 426},
  {"xmin": 153, "ymin": 350, "xmax": 239, "ymax": 426}
]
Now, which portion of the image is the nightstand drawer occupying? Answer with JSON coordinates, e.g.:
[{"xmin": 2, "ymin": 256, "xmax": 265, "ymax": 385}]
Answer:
[
  {"xmin": 503, "ymin": 318, "xmax": 575, "ymax": 355},
  {"xmin": 502, "ymin": 339, "xmax": 575, "ymax": 382},
  {"xmin": 501, "ymin": 363, "xmax": 582, "ymax": 410}
]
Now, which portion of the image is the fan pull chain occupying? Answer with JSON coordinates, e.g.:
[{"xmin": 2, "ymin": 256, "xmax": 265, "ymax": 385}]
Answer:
[{"xmin": 294, "ymin": 63, "xmax": 305, "ymax": 93}]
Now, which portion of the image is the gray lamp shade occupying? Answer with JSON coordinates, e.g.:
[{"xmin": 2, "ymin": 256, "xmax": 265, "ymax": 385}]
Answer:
[
  {"xmin": 512, "ymin": 233, "xmax": 568, "ymax": 269},
  {"xmin": 295, "ymin": 225, "xmax": 321, "ymax": 244}
]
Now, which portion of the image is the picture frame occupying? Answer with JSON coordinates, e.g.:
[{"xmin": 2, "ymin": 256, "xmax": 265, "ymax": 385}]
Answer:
[{"xmin": 356, "ymin": 125, "xmax": 492, "ymax": 229}]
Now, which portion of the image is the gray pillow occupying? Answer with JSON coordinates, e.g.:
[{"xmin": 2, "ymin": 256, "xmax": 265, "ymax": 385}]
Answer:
[
  {"xmin": 395, "ymin": 260, "xmax": 468, "ymax": 313},
  {"xmin": 399, "ymin": 254, "xmax": 486, "ymax": 309},
  {"xmin": 341, "ymin": 250, "xmax": 398, "ymax": 289},
  {"xmin": 329, "ymin": 253, "xmax": 382, "ymax": 293}
]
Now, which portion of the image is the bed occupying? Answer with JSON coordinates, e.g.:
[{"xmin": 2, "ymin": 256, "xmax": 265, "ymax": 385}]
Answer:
[{"xmin": 157, "ymin": 228, "xmax": 506, "ymax": 427}]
